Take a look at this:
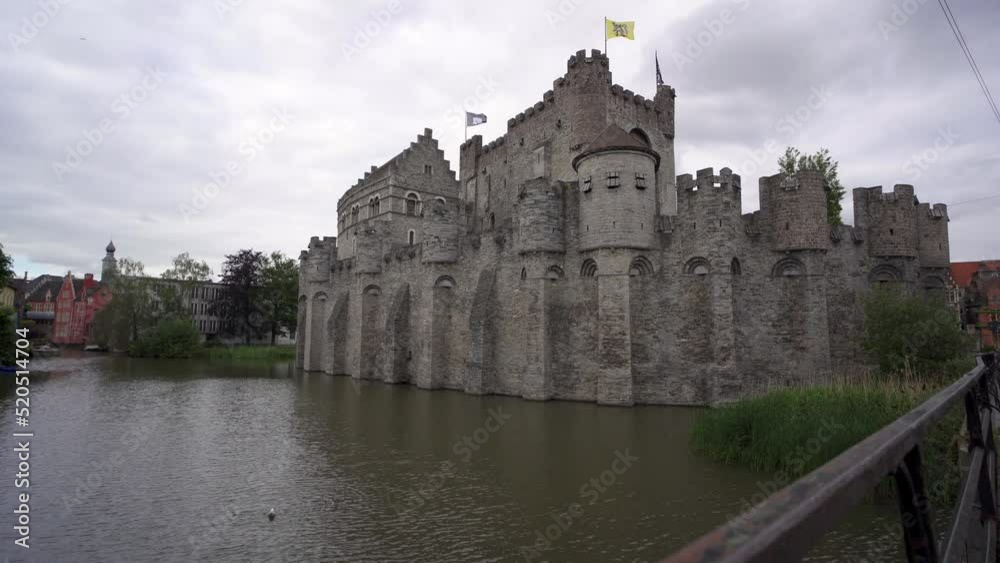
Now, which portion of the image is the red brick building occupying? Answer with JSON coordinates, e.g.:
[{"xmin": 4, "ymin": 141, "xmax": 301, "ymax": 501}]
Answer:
[
  {"xmin": 51, "ymin": 272, "xmax": 112, "ymax": 345},
  {"xmin": 950, "ymin": 260, "xmax": 1000, "ymax": 349},
  {"xmin": 23, "ymin": 242, "xmax": 117, "ymax": 345}
]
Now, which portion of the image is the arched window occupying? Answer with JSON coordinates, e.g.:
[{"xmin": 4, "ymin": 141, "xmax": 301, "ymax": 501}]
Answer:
[
  {"xmin": 434, "ymin": 276, "xmax": 456, "ymax": 289},
  {"xmin": 773, "ymin": 257, "xmax": 806, "ymax": 278},
  {"xmin": 629, "ymin": 128, "xmax": 651, "ymax": 148},
  {"xmin": 545, "ymin": 265, "xmax": 564, "ymax": 280},
  {"xmin": 731, "ymin": 258, "xmax": 742, "ymax": 276},
  {"xmin": 580, "ymin": 259, "xmax": 598, "ymax": 278},
  {"xmin": 407, "ymin": 230, "xmax": 415, "ymax": 246},
  {"xmin": 629, "ymin": 256, "xmax": 654, "ymax": 276},
  {"xmin": 684, "ymin": 257, "xmax": 711, "ymax": 275},
  {"xmin": 490, "ymin": 213, "xmax": 495, "ymax": 229},
  {"xmin": 520, "ymin": 267, "xmax": 527, "ymax": 280},
  {"xmin": 352, "ymin": 206, "xmax": 359, "ymax": 223},
  {"xmin": 406, "ymin": 193, "xmax": 420, "ymax": 216},
  {"xmin": 373, "ymin": 196, "xmax": 380, "ymax": 216}
]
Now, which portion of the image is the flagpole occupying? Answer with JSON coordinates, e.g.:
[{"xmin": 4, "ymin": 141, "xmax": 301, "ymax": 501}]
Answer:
[{"xmin": 604, "ymin": 17, "xmax": 607, "ymax": 53}]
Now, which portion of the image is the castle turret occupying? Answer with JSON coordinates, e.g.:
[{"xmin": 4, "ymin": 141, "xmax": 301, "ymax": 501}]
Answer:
[
  {"xmin": 853, "ymin": 184, "xmax": 918, "ymax": 258},
  {"xmin": 422, "ymin": 199, "xmax": 459, "ymax": 263},
  {"xmin": 573, "ymin": 124, "xmax": 659, "ymax": 251},
  {"xmin": 304, "ymin": 236, "xmax": 336, "ymax": 282},
  {"xmin": 759, "ymin": 169, "xmax": 830, "ymax": 252},
  {"xmin": 675, "ymin": 167, "xmax": 742, "ymax": 264},
  {"xmin": 917, "ymin": 202, "xmax": 950, "ymax": 267},
  {"xmin": 562, "ymin": 49, "xmax": 611, "ymax": 152}
]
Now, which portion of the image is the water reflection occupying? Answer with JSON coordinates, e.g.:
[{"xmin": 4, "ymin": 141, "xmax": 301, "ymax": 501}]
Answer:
[{"xmin": 0, "ymin": 354, "xmax": 901, "ymax": 562}]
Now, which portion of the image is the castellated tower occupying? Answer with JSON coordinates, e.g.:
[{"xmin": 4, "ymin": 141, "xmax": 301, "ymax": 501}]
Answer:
[
  {"xmin": 422, "ymin": 199, "xmax": 459, "ymax": 263},
  {"xmin": 675, "ymin": 167, "xmax": 743, "ymax": 266},
  {"xmin": 564, "ymin": 49, "xmax": 611, "ymax": 153},
  {"xmin": 304, "ymin": 236, "xmax": 335, "ymax": 283},
  {"xmin": 916, "ymin": 202, "xmax": 950, "ymax": 267},
  {"xmin": 759, "ymin": 169, "xmax": 830, "ymax": 252},
  {"xmin": 574, "ymin": 124, "xmax": 659, "ymax": 250},
  {"xmin": 853, "ymin": 185, "xmax": 919, "ymax": 258}
]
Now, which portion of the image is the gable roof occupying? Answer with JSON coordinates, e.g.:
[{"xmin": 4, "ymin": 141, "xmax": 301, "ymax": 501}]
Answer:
[
  {"xmin": 950, "ymin": 261, "xmax": 1000, "ymax": 288},
  {"xmin": 26, "ymin": 280, "xmax": 63, "ymax": 302}
]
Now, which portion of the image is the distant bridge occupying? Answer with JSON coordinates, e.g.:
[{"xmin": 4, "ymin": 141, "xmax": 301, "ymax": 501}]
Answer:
[{"xmin": 664, "ymin": 352, "xmax": 999, "ymax": 563}]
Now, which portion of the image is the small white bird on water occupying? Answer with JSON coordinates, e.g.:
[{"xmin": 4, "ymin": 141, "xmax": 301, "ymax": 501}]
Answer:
[{"xmin": 268, "ymin": 508, "xmax": 276, "ymax": 521}]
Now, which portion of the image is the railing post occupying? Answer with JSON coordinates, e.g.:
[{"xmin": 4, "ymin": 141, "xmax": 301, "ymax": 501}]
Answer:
[{"xmin": 894, "ymin": 445, "xmax": 939, "ymax": 563}]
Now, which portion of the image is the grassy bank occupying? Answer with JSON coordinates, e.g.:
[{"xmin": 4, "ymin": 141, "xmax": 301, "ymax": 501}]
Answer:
[
  {"xmin": 194, "ymin": 345, "xmax": 296, "ymax": 362},
  {"xmin": 691, "ymin": 366, "xmax": 973, "ymax": 503}
]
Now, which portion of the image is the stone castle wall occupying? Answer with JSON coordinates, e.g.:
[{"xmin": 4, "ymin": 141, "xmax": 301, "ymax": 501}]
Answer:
[{"xmin": 296, "ymin": 50, "xmax": 951, "ymax": 406}]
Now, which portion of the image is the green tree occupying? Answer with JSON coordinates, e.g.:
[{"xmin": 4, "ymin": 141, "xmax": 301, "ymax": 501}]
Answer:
[
  {"xmin": 92, "ymin": 258, "xmax": 155, "ymax": 351},
  {"xmin": 260, "ymin": 251, "xmax": 299, "ymax": 345},
  {"xmin": 0, "ymin": 306, "xmax": 15, "ymax": 366},
  {"xmin": 861, "ymin": 286, "xmax": 973, "ymax": 376},
  {"xmin": 0, "ymin": 242, "xmax": 14, "ymax": 288},
  {"xmin": 158, "ymin": 252, "xmax": 213, "ymax": 319},
  {"xmin": 212, "ymin": 249, "xmax": 267, "ymax": 344},
  {"xmin": 778, "ymin": 147, "xmax": 847, "ymax": 225}
]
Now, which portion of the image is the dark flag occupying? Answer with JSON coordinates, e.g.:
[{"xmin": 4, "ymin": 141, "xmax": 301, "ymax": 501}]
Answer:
[{"xmin": 655, "ymin": 51, "xmax": 664, "ymax": 87}]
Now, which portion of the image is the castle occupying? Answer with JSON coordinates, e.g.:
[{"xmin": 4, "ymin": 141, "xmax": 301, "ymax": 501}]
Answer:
[{"xmin": 296, "ymin": 49, "xmax": 951, "ymax": 406}]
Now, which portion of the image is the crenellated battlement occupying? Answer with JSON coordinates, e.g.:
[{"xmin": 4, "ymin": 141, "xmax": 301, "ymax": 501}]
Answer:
[
  {"xmin": 677, "ymin": 167, "xmax": 742, "ymax": 192},
  {"xmin": 566, "ymin": 48, "xmax": 609, "ymax": 71}
]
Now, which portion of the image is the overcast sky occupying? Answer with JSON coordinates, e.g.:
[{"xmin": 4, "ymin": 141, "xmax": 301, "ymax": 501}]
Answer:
[{"xmin": 1, "ymin": 0, "xmax": 997, "ymax": 279}]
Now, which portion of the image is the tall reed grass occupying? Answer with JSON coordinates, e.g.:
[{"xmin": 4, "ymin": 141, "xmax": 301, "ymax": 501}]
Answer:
[{"xmin": 690, "ymin": 359, "xmax": 975, "ymax": 502}]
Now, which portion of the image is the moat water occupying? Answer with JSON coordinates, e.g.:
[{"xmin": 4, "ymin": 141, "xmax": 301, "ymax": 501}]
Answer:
[{"xmin": 1, "ymin": 353, "xmax": 907, "ymax": 562}]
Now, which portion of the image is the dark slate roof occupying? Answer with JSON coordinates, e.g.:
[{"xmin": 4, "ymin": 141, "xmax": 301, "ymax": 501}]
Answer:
[
  {"xmin": 26, "ymin": 280, "xmax": 63, "ymax": 302},
  {"xmin": 571, "ymin": 124, "xmax": 661, "ymax": 171},
  {"xmin": 586, "ymin": 124, "xmax": 649, "ymax": 152}
]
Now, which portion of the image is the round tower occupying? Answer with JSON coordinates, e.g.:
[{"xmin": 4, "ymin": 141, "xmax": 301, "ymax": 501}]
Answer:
[
  {"xmin": 760, "ymin": 169, "xmax": 830, "ymax": 252},
  {"xmin": 562, "ymin": 49, "xmax": 611, "ymax": 153},
  {"xmin": 853, "ymin": 185, "xmax": 919, "ymax": 258},
  {"xmin": 573, "ymin": 124, "xmax": 659, "ymax": 251}
]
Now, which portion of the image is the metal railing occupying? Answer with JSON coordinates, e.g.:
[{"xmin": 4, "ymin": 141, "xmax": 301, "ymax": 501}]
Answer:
[{"xmin": 663, "ymin": 352, "xmax": 999, "ymax": 563}]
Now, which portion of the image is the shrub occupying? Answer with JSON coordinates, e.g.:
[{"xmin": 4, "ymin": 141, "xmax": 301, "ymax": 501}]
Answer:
[
  {"xmin": 862, "ymin": 287, "xmax": 973, "ymax": 376},
  {"xmin": 129, "ymin": 318, "xmax": 202, "ymax": 359}
]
